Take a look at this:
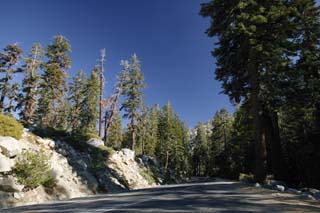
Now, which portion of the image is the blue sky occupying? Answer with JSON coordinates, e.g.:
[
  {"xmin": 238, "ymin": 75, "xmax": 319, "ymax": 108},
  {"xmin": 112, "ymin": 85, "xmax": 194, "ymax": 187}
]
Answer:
[{"xmin": 1, "ymin": 0, "xmax": 235, "ymax": 127}]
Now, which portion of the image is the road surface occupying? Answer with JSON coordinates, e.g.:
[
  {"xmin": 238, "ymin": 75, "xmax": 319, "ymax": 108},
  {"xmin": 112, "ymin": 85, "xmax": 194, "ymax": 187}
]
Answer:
[{"xmin": 2, "ymin": 179, "xmax": 320, "ymax": 212}]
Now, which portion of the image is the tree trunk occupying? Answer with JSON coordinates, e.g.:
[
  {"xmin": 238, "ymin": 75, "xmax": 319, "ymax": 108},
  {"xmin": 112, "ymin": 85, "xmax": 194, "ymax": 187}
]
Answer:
[
  {"xmin": 265, "ymin": 111, "xmax": 287, "ymax": 181},
  {"xmin": 315, "ymin": 102, "xmax": 320, "ymax": 132},
  {"xmin": 248, "ymin": 50, "xmax": 267, "ymax": 183},
  {"xmin": 131, "ymin": 118, "xmax": 136, "ymax": 150},
  {"xmin": 0, "ymin": 76, "xmax": 9, "ymax": 111},
  {"xmin": 165, "ymin": 150, "xmax": 169, "ymax": 170}
]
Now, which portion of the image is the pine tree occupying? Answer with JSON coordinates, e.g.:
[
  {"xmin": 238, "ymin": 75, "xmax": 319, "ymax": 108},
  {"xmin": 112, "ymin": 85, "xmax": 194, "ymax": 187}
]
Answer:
[
  {"xmin": 156, "ymin": 102, "xmax": 177, "ymax": 180},
  {"xmin": 200, "ymin": 0, "xmax": 296, "ymax": 182},
  {"xmin": 80, "ymin": 68, "xmax": 100, "ymax": 133},
  {"xmin": 144, "ymin": 105, "xmax": 160, "ymax": 156},
  {"xmin": 208, "ymin": 109, "xmax": 233, "ymax": 177},
  {"xmin": 107, "ymin": 111, "xmax": 122, "ymax": 150},
  {"xmin": 192, "ymin": 122, "xmax": 209, "ymax": 176},
  {"xmin": 121, "ymin": 54, "xmax": 145, "ymax": 150},
  {"xmin": 19, "ymin": 43, "xmax": 42, "ymax": 124},
  {"xmin": 5, "ymin": 83, "xmax": 21, "ymax": 113},
  {"xmin": 69, "ymin": 70, "xmax": 87, "ymax": 132},
  {"xmin": 0, "ymin": 44, "xmax": 23, "ymax": 112},
  {"xmin": 37, "ymin": 35, "xmax": 71, "ymax": 128}
]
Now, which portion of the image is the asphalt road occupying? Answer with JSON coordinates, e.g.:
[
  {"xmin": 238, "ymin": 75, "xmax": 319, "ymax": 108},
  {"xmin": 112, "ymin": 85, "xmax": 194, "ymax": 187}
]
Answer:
[{"xmin": 2, "ymin": 179, "xmax": 320, "ymax": 212}]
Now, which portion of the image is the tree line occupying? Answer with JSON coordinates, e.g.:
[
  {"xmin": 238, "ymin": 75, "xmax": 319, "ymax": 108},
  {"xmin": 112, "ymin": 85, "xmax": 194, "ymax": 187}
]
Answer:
[{"xmin": 0, "ymin": 36, "xmax": 190, "ymax": 182}]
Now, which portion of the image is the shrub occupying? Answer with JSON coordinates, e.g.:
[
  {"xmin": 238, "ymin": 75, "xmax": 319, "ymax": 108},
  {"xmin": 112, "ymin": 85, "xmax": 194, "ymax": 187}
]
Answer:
[
  {"xmin": 90, "ymin": 146, "xmax": 114, "ymax": 171},
  {"xmin": 65, "ymin": 131, "xmax": 102, "ymax": 151},
  {"xmin": 13, "ymin": 150, "xmax": 55, "ymax": 189},
  {"xmin": 0, "ymin": 113, "xmax": 23, "ymax": 139},
  {"xmin": 140, "ymin": 166, "xmax": 157, "ymax": 185},
  {"xmin": 239, "ymin": 173, "xmax": 255, "ymax": 183}
]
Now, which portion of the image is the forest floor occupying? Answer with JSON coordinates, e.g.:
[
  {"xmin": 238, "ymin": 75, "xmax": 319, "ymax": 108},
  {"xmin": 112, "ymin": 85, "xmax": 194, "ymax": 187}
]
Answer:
[{"xmin": 2, "ymin": 179, "xmax": 320, "ymax": 212}]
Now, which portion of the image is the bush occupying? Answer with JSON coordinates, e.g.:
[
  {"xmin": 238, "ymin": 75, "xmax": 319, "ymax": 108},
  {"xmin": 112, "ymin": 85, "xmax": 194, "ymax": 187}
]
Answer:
[
  {"xmin": 90, "ymin": 146, "xmax": 114, "ymax": 171},
  {"xmin": 13, "ymin": 150, "xmax": 55, "ymax": 189},
  {"xmin": 0, "ymin": 113, "xmax": 23, "ymax": 139},
  {"xmin": 65, "ymin": 131, "xmax": 101, "ymax": 151},
  {"xmin": 239, "ymin": 173, "xmax": 255, "ymax": 183}
]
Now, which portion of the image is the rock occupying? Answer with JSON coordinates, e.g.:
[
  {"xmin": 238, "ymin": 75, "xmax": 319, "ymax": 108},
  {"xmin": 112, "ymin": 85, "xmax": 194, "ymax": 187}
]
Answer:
[
  {"xmin": 287, "ymin": 188, "xmax": 301, "ymax": 194},
  {"xmin": 35, "ymin": 137, "xmax": 55, "ymax": 149},
  {"xmin": 121, "ymin": 149, "xmax": 135, "ymax": 161},
  {"xmin": 275, "ymin": 185, "xmax": 285, "ymax": 192},
  {"xmin": 86, "ymin": 138, "xmax": 104, "ymax": 148},
  {"xmin": 76, "ymin": 159, "xmax": 88, "ymax": 170},
  {"xmin": 302, "ymin": 188, "xmax": 320, "ymax": 195},
  {"xmin": 268, "ymin": 180, "xmax": 287, "ymax": 188},
  {"xmin": 314, "ymin": 192, "xmax": 320, "ymax": 200},
  {"xmin": 0, "ymin": 191, "xmax": 11, "ymax": 208},
  {"xmin": 0, "ymin": 176, "xmax": 24, "ymax": 192},
  {"xmin": 13, "ymin": 192, "xmax": 24, "ymax": 200},
  {"xmin": 0, "ymin": 137, "xmax": 24, "ymax": 157},
  {"xmin": 0, "ymin": 153, "xmax": 15, "ymax": 173}
]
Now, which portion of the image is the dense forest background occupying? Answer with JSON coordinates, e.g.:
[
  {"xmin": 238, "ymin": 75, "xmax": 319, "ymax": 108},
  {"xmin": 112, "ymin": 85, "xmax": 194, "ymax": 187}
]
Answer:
[{"xmin": 0, "ymin": 0, "xmax": 320, "ymax": 188}]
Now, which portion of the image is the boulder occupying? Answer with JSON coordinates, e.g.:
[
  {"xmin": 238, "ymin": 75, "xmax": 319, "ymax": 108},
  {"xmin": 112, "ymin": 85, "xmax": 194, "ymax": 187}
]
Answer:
[
  {"xmin": 275, "ymin": 185, "xmax": 285, "ymax": 192},
  {"xmin": 0, "ymin": 176, "xmax": 24, "ymax": 192},
  {"xmin": 35, "ymin": 137, "xmax": 55, "ymax": 149},
  {"xmin": 121, "ymin": 149, "xmax": 135, "ymax": 161},
  {"xmin": 268, "ymin": 180, "xmax": 287, "ymax": 190},
  {"xmin": 0, "ymin": 137, "xmax": 24, "ymax": 157},
  {"xmin": 0, "ymin": 153, "xmax": 15, "ymax": 173},
  {"xmin": 86, "ymin": 138, "xmax": 104, "ymax": 148},
  {"xmin": 287, "ymin": 188, "xmax": 301, "ymax": 194},
  {"xmin": 254, "ymin": 183, "xmax": 261, "ymax": 187}
]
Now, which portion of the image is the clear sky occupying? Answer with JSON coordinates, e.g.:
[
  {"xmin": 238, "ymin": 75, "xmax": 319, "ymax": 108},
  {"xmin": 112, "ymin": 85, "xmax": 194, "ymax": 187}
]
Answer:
[{"xmin": 0, "ymin": 0, "xmax": 235, "ymax": 127}]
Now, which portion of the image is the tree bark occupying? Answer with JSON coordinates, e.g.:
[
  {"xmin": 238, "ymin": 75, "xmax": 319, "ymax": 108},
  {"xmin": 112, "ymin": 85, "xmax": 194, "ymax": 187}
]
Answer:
[
  {"xmin": 315, "ymin": 102, "xmax": 320, "ymax": 132},
  {"xmin": 248, "ymin": 51, "xmax": 267, "ymax": 183},
  {"xmin": 265, "ymin": 111, "xmax": 287, "ymax": 181},
  {"xmin": 131, "ymin": 118, "xmax": 136, "ymax": 150}
]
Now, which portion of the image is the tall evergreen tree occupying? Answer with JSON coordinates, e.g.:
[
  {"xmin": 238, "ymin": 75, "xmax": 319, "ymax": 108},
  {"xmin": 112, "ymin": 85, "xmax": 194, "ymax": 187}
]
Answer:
[
  {"xmin": 200, "ymin": 0, "xmax": 297, "ymax": 182},
  {"xmin": 107, "ymin": 111, "xmax": 122, "ymax": 150},
  {"xmin": 37, "ymin": 35, "xmax": 71, "ymax": 128},
  {"xmin": 69, "ymin": 70, "xmax": 87, "ymax": 132},
  {"xmin": 0, "ymin": 44, "xmax": 23, "ymax": 112},
  {"xmin": 19, "ymin": 43, "xmax": 42, "ymax": 124},
  {"xmin": 121, "ymin": 54, "xmax": 145, "ymax": 150},
  {"xmin": 192, "ymin": 122, "xmax": 209, "ymax": 176},
  {"xmin": 80, "ymin": 68, "xmax": 100, "ymax": 133}
]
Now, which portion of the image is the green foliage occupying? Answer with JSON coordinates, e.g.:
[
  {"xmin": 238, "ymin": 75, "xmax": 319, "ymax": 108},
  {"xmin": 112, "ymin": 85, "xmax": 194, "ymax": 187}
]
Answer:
[
  {"xmin": 140, "ymin": 166, "xmax": 157, "ymax": 185},
  {"xmin": 89, "ymin": 146, "xmax": 114, "ymax": 171},
  {"xmin": 239, "ymin": 173, "xmax": 255, "ymax": 183},
  {"xmin": 107, "ymin": 111, "xmax": 122, "ymax": 150},
  {"xmin": 121, "ymin": 54, "xmax": 145, "ymax": 150},
  {"xmin": 36, "ymin": 35, "xmax": 71, "ymax": 128},
  {"xmin": 13, "ymin": 150, "xmax": 55, "ymax": 189},
  {"xmin": 79, "ymin": 68, "xmax": 100, "ymax": 133},
  {"xmin": 69, "ymin": 70, "xmax": 87, "ymax": 132},
  {"xmin": 0, "ymin": 44, "xmax": 23, "ymax": 112},
  {"xmin": 200, "ymin": 0, "xmax": 320, "ymax": 183},
  {"xmin": 0, "ymin": 113, "xmax": 23, "ymax": 139},
  {"xmin": 18, "ymin": 43, "xmax": 42, "ymax": 125},
  {"xmin": 155, "ymin": 102, "xmax": 191, "ymax": 182},
  {"xmin": 65, "ymin": 131, "xmax": 101, "ymax": 151}
]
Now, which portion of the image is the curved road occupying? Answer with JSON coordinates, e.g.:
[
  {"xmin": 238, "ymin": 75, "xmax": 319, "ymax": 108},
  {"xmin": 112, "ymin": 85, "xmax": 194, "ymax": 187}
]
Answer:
[{"xmin": 2, "ymin": 179, "xmax": 320, "ymax": 212}]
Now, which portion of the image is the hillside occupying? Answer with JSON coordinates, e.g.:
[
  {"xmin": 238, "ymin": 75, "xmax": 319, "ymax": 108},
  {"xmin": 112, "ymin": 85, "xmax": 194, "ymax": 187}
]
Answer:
[{"xmin": 0, "ymin": 128, "xmax": 159, "ymax": 208}]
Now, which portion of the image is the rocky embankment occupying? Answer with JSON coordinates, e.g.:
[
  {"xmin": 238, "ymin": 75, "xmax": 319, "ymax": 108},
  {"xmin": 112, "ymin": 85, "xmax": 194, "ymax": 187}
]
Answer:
[{"xmin": 0, "ymin": 129, "xmax": 158, "ymax": 208}]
